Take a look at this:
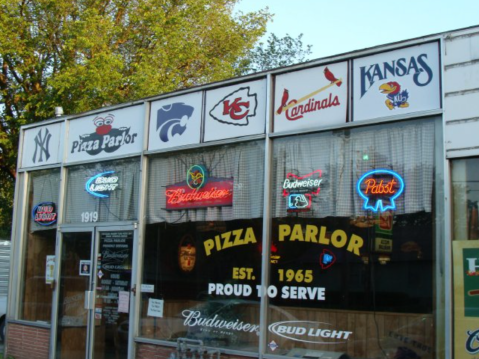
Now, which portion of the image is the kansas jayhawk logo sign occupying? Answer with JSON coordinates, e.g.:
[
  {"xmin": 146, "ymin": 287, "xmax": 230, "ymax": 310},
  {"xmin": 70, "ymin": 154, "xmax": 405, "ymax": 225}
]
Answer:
[{"xmin": 379, "ymin": 81, "xmax": 409, "ymax": 110}]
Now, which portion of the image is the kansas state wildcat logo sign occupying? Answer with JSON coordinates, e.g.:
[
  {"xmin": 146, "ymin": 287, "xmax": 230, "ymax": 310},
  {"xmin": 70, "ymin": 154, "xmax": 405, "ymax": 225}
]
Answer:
[{"xmin": 157, "ymin": 102, "xmax": 194, "ymax": 142}]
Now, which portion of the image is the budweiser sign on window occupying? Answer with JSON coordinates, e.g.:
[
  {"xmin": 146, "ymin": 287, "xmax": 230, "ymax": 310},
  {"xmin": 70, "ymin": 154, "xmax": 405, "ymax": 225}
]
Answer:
[{"xmin": 165, "ymin": 165, "xmax": 233, "ymax": 210}]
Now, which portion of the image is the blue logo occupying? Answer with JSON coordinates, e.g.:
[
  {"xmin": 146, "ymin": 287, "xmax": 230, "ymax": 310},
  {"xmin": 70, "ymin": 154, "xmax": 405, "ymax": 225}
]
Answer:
[
  {"xmin": 466, "ymin": 329, "xmax": 479, "ymax": 354},
  {"xmin": 360, "ymin": 53, "xmax": 433, "ymax": 98},
  {"xmin": 288, "ymin": 194, "xmax": 310, "ymax": 210},
  {"xmin": 85, "ymin": 171, "xmax": 119, "ymax": 198},
  {"xmin": 157, "ymin": 102, "xmax": 194, "ymax": 142}
]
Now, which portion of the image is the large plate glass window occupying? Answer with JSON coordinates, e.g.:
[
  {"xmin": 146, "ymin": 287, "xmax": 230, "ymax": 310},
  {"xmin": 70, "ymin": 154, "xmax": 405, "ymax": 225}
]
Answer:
[
  {"xmin": 141, "ymin": 141, "xmax": 264, "ymax": 352},
  {"xmin": 451, "ymin": 158, "xmax": 479, "ymax": 358},
  {"xmin": 19, "ymin": 168, "xmax": 60, "ymax": 322},
  {"xmin": 64, "ymin": 158, "xmax": 140, "ymax": 224},
  {"xmin": 267, "ymin": 119, "xmax": 441, "ymax": 358}
]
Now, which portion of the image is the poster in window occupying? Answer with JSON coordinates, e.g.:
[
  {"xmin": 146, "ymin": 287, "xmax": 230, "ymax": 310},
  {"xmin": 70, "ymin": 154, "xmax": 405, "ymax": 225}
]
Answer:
[{"xmin": 453, "ymin": 240, "xmax": 479, "ymax": 358}]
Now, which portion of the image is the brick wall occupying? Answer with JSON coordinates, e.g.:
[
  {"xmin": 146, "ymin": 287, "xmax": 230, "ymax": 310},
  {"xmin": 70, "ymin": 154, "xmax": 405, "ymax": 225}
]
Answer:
[{"xmin": 6, "ymin": 323, "xmax": 50, "ymax": 359}]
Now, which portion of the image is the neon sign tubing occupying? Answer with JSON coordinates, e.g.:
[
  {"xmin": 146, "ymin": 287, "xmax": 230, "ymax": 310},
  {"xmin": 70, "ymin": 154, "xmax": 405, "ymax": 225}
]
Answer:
[
  {"xmin": 85, "ymin": 170, "xmax": 115, "ymax": 198},
  {"xmin": 357, "ymin": 169, "xmax": 405, "ymax": 213}
]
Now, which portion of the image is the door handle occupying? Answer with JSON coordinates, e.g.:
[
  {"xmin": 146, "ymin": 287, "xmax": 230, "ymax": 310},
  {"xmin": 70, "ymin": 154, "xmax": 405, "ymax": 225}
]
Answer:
[{"xmin": 131, "ymin": 285, "xmax": 136, "ymax": 297}]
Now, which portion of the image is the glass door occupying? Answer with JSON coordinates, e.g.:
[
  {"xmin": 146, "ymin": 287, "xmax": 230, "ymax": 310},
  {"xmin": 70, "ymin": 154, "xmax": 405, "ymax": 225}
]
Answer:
[
  {"xmin": 56, "ymin": 231, "xmax": 93, "ymax": 359},
  {"xmin": 55, "ymin": 228, "xmax": 135, "ymax": 359},
  {"xmin": 92, "ymin": 229, "xmax": 134, "ymax": 359}
]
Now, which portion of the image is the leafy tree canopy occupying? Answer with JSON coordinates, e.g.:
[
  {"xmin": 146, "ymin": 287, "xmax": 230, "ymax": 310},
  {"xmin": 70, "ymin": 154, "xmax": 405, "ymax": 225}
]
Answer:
[
  {"xmin": 0, "ymin": 0, "xmax": 271, "ymax": 234},
  {"xmin": 237, "ymin": 33, "xmax": 313, "ymax": 75},
  {"xmin": 0, "ymin": 1, "xmax": 312, "ymax": 236}
]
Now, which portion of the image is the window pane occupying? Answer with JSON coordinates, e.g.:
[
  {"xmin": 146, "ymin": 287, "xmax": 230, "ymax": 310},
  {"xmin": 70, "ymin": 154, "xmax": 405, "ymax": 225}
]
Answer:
[
  {"xmin": 267, "ymin": 119, "xmax": 437, "ymax": 358},
  {"xmin": 64, "ymin": 158, "xmax": 140, "ymax": 223},
  {"xmin": 451, "ymin": 157, "xmax": 479, "ymax": 240},
  {"xmin": 140, "ymin": 142, "xmax": 264, "ymax": 352},
  {"xmin": 20, "ymin": 169, "xmax": 60, "ymax": 322}
]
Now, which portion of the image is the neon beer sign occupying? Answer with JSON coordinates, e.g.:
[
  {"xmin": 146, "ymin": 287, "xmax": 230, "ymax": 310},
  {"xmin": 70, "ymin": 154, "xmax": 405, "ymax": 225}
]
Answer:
[
  {"xmin": 86, "ymin": 171, "xmax": 119, "ymax": 198},
  {"xmin": 357, "ymin": 169, "xmax": 404, "ymax": 212},
  {"xmin": 282, "ymin": 170, "xmax": 322, "ymax": 212},
  {"xmin": 165, "ymin": 165, "xmax": 233, "ymax": 210},
  {"xmin": 32, "ymin": 202, "xmax": 57, "ymax": 226}
]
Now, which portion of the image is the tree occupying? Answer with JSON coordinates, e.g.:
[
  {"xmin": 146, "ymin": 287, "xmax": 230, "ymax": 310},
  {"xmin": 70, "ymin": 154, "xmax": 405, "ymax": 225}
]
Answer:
[
  {"xmin": 0, "ymin": 0, "xmax": 271, "ymax": 234},
  {"xmin": 237, "ymin": 33, "xmax": 313, "ymax": 75}
]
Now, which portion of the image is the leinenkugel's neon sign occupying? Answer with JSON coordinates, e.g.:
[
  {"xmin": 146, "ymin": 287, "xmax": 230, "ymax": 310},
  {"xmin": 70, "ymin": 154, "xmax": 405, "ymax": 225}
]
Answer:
[
  {"xmin": 165, "ymin": 165, "xmax": 233, "ymax": 210},
  {"xmin": 85, "ymin": 171, "xmax": 119, "ymax": 198},
  {"xmin": 282, "ymin": 170, "xmax": 322, "ymax": 212},
  {"xmin": 357, "ymin": 169, "xmax": 404, "ymax": 212}
]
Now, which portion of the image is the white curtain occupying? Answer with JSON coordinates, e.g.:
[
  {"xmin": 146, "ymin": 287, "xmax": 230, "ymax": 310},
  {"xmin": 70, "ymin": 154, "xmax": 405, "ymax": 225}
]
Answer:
[
  {"xmin": 64, "ymin": 158, "xmax": 140, "ymax": 223},
  {"xmin": 272, "ymin": 120, "xmax": 435, "ymax": 218},
  {"xmin": 147, "ymin": 141, "xmax": 265, "ymax": 223}
]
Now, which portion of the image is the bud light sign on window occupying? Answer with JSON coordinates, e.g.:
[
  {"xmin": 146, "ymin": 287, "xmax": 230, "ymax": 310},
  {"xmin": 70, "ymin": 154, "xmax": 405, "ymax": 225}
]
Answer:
[
  {"xmin": 32, "ymin": 202, "xmax": 57, "ymax": 226},
  {"xmin": 86, "ymin": 171, "xmax": 120, "ymax": 198}
]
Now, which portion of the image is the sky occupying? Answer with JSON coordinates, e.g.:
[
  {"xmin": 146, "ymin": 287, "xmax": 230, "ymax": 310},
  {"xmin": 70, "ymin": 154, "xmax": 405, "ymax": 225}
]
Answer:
[{"xmin": 234, "ymin": 0, "xmax": 479, "ymax": 60}]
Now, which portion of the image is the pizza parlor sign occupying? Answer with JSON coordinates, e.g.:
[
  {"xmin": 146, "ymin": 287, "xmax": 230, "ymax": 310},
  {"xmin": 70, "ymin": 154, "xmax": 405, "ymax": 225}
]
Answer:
[{"xmin": 165, "ymin": 165, "xmax": 233, "ymax": 210}]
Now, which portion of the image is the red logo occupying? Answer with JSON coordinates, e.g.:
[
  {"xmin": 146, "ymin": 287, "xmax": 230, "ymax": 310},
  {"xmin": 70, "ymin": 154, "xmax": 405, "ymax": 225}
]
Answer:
[{"xmin": 210, "ymin": 87, "xmax": 257, "ymax": 126}]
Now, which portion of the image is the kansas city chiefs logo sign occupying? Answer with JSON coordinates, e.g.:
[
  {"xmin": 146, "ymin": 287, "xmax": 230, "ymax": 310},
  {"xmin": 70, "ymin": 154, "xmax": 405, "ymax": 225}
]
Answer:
[{"xmin": 209, "ymin": 87, "xmax": 257, "ymax": 126}]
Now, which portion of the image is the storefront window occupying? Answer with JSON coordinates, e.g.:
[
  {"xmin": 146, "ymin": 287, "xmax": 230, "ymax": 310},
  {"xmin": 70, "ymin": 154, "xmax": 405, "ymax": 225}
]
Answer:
[
  {"xmin": 64, "ymin": 158, "xmax": 140, "ymax": 223},
  {"xmin": 451, "ymin": 158, "xmax": 479, "ymax": 241},
  {"xmin": 451, "ymin": 157, "xmax": 479, "ymax": 358},
  {"xmin": 20, "ymin": 169, "xmax": 60, "ymax": 322},
  {"xmin": 267, "ymin": 119, "xmax": 439, "ymax": 358},
  {"xmin": 141, "ymin": 141, "xmax": 264, "ymax": 351}
]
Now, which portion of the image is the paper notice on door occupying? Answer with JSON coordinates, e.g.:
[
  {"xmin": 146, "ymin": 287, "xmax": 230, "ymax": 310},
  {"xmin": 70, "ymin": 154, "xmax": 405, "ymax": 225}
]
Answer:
[
  {"xmin": 45, "ymin": 255, "xmax": 55, "ymax": 284},
  {"xmin": 118, "ymin": 291, "xmax": 130, "ymax": 313},
  {"xmin": 147, "ymin": 298, "xmax": 164, "ymax": 318}
]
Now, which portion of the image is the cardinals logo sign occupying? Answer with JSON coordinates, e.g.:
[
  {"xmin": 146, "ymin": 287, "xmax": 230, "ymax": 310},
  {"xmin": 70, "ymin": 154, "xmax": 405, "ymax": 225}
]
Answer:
[
  {"xmin": 157, "ymin": 102, "xmax": 194, "ymax": 142},
  {"xmin": 274, "ymin": 62, "xmax": 348, "ymax": 132},
  {"xmin": 209, "ymin": 87, "xmax": 257, "ymax": 126},
  {"xmin": 276, "ymin": 67, "xmax": 342, "ymax": 121},
  {"xmin": 70, "ymin": 114, "xmax": 138, "ymax": 155}
]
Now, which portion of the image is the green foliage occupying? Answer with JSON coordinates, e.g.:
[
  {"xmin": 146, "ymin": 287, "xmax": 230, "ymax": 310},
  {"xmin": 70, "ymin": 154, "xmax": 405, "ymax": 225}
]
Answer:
[
  {"xmin": 237, "ymin": 33, "xmax": 313, "ymax": 75},
  {"xmin": 0, "ymin": 0, "xmax": 271, "ymax": 234}
]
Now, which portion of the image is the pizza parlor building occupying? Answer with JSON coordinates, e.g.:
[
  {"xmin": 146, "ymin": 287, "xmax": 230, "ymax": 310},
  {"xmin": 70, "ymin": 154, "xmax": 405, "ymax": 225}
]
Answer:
[{"xmin": 5, "ymin": 25, "xmax": 479, "ymax": 359}]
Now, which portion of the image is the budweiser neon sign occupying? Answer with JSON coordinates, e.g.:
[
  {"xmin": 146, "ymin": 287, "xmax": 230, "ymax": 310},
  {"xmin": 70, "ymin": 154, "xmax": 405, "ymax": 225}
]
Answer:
[
  {"xmin": 357, "ymin": 169, "xmax": 404, "ymax": 212},
  {"xmin": 282, "ymin": 170, "xmax": 322, "ymax": 212},
  {"xmin": 165, "ymin": 165, "xmax": 233, "ymax": 210}
]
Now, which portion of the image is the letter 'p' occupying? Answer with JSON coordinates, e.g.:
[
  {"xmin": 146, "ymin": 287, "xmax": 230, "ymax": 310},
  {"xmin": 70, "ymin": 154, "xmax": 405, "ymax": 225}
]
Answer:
[{"xmin": 278, "ymin": 224, "xmax": 291, "ymax": 242}]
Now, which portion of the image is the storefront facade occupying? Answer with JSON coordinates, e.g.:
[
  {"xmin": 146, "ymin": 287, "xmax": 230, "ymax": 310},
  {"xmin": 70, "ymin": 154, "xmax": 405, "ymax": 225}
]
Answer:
[{"xmin": 5, "ymin": 26, "xmax": 479, "ymax": 359}]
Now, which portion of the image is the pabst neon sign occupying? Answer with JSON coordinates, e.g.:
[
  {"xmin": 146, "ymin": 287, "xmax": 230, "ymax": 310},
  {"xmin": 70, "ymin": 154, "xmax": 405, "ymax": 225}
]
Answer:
[
  {"xmin": 357, "ymin": 169, "xmax": 404, "ymax": 212},
  {"xmin": 165, "ymin": 165, "xmax": 233, "ymax": 210},
  {"xmin": 282, "ymin": 170, "xmax": 322, "ymax": 212},
  {"xmin": 86, "ymin": 171, "xmax": 119, "ymax": 198},
  {"xmin": 32, "ymin": 202, "xmax": 57, "ymax": 226}
]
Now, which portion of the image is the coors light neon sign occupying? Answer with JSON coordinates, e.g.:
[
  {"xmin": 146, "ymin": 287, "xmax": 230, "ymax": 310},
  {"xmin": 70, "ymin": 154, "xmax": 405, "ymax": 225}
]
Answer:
[{"xmin": 165, "ymin": 165, "xmax": 233, "ymax": 210}]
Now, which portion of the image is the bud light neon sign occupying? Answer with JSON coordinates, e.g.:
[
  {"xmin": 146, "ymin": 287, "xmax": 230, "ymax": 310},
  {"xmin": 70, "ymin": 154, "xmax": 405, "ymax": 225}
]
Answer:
[
  {"xmin": 32, "ymin": 202, "xmax": 57, "ymax": 226},
  {"xmin": 86, "ymin": 171, "xmax": 119, "ymax": 198},
  {"xmin": 357, "ymin": 169, "xmax": 404, "ymax": 212}
]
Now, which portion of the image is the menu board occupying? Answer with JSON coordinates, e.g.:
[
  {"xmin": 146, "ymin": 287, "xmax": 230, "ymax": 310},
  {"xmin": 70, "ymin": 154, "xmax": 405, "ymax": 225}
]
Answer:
[{"xmin": 97, "ymin": 231, "xmax": 133, "ymax": 325}]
